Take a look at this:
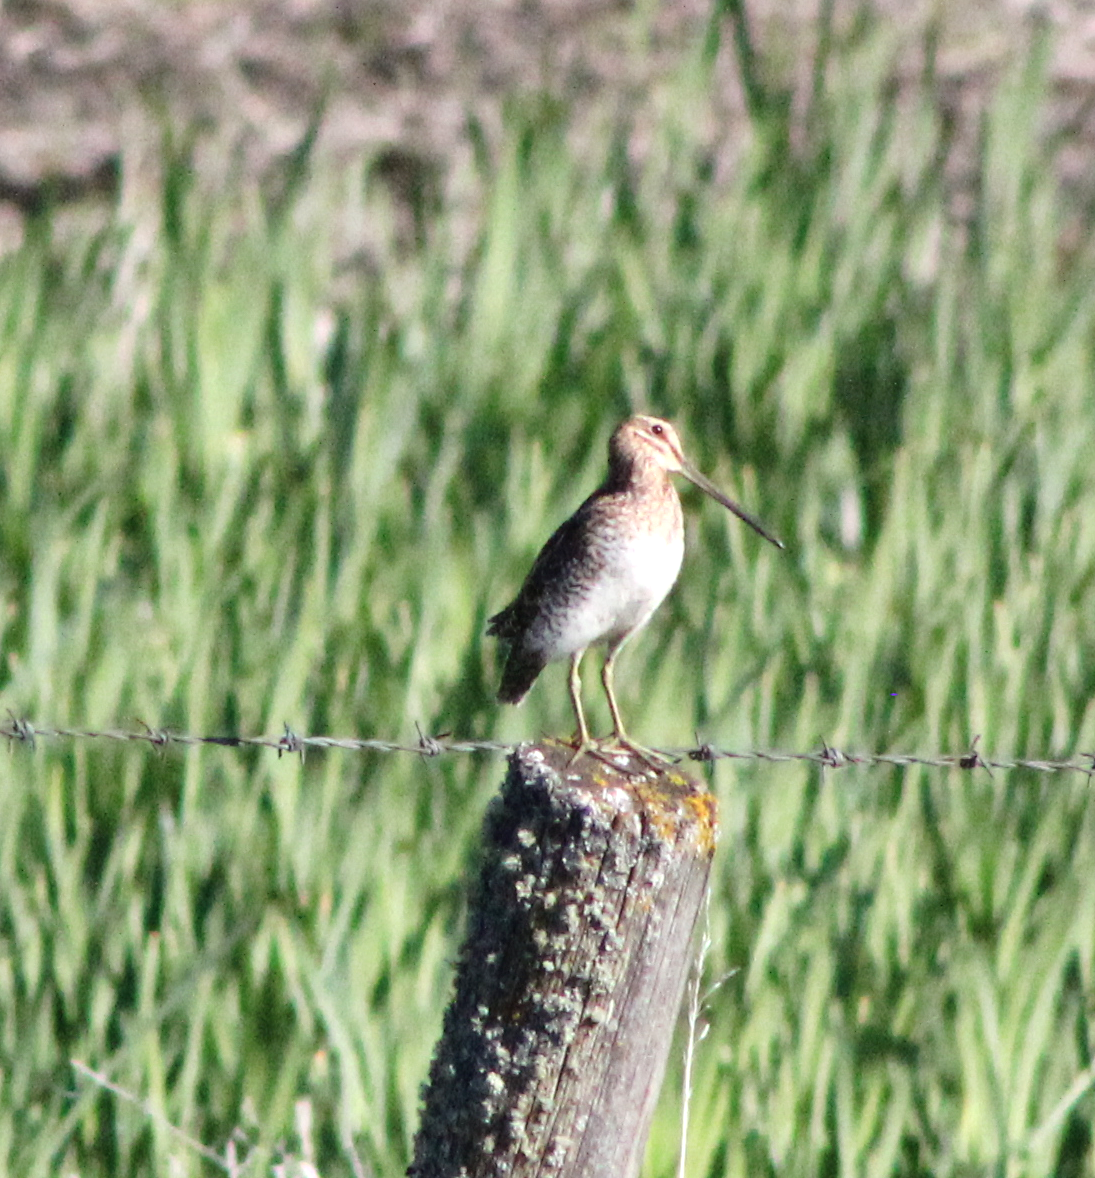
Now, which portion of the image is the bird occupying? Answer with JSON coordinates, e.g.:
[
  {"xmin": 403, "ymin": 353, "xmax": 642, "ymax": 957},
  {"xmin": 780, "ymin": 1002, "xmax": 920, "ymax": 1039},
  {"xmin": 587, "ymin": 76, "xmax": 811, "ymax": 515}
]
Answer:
[{"xmin": 487, "ymin": 414, "xmax": 783, "ymax": 765}]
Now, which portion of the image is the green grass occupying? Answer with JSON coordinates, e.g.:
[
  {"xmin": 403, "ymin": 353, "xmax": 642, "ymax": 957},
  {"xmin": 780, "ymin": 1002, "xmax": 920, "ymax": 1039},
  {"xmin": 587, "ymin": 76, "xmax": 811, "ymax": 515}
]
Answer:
[{"xmin": 2, "ymin": 10, "xmax": 1095, "ymax": 1177}]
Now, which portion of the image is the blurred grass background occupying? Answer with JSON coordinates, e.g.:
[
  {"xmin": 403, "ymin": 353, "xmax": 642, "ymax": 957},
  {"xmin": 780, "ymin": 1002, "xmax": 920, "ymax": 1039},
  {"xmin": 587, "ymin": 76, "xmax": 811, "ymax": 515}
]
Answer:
[{"xmin": 3, "ymin": 4, "xmax": 1095, "ymax": 1176}]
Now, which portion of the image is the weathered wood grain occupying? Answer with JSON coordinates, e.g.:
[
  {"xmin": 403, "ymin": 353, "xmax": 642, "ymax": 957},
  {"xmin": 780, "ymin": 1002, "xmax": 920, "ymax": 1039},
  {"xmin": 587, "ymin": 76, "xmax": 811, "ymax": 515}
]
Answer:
[{"xmin": 409, "ymin": 741, "xmax": 718, "ymax": 1178}]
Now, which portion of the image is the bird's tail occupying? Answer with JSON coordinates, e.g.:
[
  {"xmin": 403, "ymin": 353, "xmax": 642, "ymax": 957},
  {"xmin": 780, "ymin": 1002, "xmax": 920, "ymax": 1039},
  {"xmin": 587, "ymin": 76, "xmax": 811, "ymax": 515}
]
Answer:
[
  {"xmin": 485, "ymin": 605, "xmax": 514, "ymax": 639},
  {"xmin": 496, "ymin": 647, "xmax": 546, "ymax": 704}
]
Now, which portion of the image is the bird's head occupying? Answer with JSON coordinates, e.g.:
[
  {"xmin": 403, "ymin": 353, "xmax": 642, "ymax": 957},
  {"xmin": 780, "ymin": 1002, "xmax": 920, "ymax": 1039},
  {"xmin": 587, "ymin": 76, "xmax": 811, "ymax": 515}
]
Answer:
[
  {"xmin": 609, "ymin": 415, "xmax": 784, "ymax": 550},
  {"xmin": 611, "ymin": 415, "xmax": 687, "ymax": 474}
]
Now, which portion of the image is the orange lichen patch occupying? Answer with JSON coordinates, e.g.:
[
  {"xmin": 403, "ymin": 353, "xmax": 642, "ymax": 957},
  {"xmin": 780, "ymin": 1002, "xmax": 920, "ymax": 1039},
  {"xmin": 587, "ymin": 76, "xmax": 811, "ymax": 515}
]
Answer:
[
  {"xmin": 531, "ymin": 742, "xmax": 719, "ymax": 858},
  {"xmin": 632, "ymin": 773, "xmax": 719, "ymax": 859}
]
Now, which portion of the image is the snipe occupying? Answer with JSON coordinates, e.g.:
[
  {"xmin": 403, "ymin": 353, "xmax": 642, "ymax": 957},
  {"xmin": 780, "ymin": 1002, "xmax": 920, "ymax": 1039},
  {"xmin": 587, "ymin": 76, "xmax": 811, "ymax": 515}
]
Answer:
[{"xmin": 487, "ymin": 415, "xmax": 783, "ymax": 765}]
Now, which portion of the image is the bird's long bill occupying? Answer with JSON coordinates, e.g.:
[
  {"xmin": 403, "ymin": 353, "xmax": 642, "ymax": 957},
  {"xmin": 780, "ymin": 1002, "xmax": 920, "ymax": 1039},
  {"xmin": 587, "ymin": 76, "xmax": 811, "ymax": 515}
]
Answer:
[{"xmin": 681, "ymin": 462, "xmax": 785, "ymax": 550}]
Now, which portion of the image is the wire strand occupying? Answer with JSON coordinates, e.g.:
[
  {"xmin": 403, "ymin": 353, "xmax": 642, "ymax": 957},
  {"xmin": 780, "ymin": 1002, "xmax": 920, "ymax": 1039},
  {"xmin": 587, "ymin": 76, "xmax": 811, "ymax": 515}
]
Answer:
[{"xmin": 2, "ymin": 715, "xmax": 1093, "ymax": 775}]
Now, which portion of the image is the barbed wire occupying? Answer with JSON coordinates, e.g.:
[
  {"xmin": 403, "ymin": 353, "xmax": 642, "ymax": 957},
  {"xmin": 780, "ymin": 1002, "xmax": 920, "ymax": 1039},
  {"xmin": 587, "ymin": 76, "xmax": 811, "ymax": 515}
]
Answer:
[{"xmin": 2, "ymin": 714, "xmax": 1094, "ymax": 777}]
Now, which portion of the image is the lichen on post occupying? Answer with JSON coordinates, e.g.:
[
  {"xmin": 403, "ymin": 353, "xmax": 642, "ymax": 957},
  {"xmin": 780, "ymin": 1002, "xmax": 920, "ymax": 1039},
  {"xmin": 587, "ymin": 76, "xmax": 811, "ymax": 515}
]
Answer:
[{"xmin": 409, "ymin": 741, "xmax": 718, "ymax": 1178}]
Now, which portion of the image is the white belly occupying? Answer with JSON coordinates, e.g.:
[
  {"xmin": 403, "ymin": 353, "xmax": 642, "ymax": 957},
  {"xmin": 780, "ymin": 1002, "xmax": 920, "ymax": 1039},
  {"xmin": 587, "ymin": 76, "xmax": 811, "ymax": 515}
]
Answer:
[{"xmin": 547, "ymin": 529, "xmax": 684, "ymax": 658}]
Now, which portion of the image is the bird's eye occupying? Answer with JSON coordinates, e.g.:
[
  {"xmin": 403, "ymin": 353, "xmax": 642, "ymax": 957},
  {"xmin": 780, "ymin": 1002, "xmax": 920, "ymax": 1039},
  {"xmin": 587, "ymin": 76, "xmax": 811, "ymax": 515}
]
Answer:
[{"xmin": 651, "ymin": 423, "xmax": 664, "ymax": 436}]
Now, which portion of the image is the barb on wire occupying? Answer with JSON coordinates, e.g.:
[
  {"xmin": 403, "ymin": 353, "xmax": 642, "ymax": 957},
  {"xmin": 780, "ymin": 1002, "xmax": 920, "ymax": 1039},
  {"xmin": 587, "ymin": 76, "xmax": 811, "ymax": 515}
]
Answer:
[
  {"xmin": 0, "ymin": 715, "xmax": 1093, "ymax": 776},
  {"xmin": 690, "ymin": 731, "xmax": 717, "ymax": 763},
  {"xmin": 817, "ymin": 739, "xmax": 849, "ymax": 770},
  {"xmin": 415, "ymin": 721, "xmax": 448, "ymax": 758},
  {"xmin": 6, "ymin": 711, "xmax": 35, "ymax": 749},
  {"xmin": 277, "ymin": 724, "xmax": 305, "ymax": 762},
  {"xmin": 137, "ymin": 720, "xmax": 171, "ymax": 752}
]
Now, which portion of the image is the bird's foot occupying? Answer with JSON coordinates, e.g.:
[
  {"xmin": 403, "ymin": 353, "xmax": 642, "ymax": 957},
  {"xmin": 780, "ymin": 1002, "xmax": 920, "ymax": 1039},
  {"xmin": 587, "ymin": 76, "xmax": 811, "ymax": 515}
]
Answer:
[
  {"xmin": 601, "ymin": 735, "xmax": 678, "ymax": 774},
  {"xmin": 564, "ymin": 736, "xmax": 600, "ymax": 769},
  {"xmin": 573, "ymin": 736, "xmax": 676, "ymax": 776},
  {"xmin": 541, "ymin": 729, "xmax": 595, "ymax": 767},
  {"xmin": 560, "ymin": 733, "xmax": 629, "ymax": 771},
  {"xmin": 555, "ymin": 732, "xmax": 677, "ymax": 776}
]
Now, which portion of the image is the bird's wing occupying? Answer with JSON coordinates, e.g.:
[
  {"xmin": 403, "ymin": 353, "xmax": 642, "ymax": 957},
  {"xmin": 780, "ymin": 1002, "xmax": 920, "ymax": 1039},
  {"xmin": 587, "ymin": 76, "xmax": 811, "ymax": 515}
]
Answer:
[{"xmin": 486, "ymin": 498, "xmax": 599, "ymax": 640}]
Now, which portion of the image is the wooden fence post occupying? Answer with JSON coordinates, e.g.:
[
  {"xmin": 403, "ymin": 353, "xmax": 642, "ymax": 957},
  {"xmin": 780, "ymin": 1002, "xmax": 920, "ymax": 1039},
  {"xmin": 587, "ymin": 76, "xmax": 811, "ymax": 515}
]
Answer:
[{"xmin": 409, "ymin": 741, "xmax": 718, "ymax": 1178}]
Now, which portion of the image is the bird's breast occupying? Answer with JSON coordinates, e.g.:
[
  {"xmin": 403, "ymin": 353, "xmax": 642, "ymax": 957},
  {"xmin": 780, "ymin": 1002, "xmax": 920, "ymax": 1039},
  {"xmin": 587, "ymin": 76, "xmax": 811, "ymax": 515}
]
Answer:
[{"xmin": 543, "ymin": 521, "xmax": 684, "ymax": 656}]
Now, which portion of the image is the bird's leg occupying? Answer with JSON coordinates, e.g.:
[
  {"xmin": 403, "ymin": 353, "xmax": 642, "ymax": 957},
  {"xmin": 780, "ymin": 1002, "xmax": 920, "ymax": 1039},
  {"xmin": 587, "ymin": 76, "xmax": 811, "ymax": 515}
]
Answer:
[
  {"xmin": 566, "ymin": 649, "xmax": 596, "ymax": 765},
  {"xmin": 600, "ymin": 644, "xmax": 676, "ymax": 769}
]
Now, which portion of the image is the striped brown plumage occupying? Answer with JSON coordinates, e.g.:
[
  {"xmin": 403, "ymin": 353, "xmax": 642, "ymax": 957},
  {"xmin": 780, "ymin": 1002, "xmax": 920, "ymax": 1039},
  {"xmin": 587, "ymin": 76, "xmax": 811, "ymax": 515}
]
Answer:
[{"xmin": 488, "ymin": 415, "xmax": 782, "ymax": 765}]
